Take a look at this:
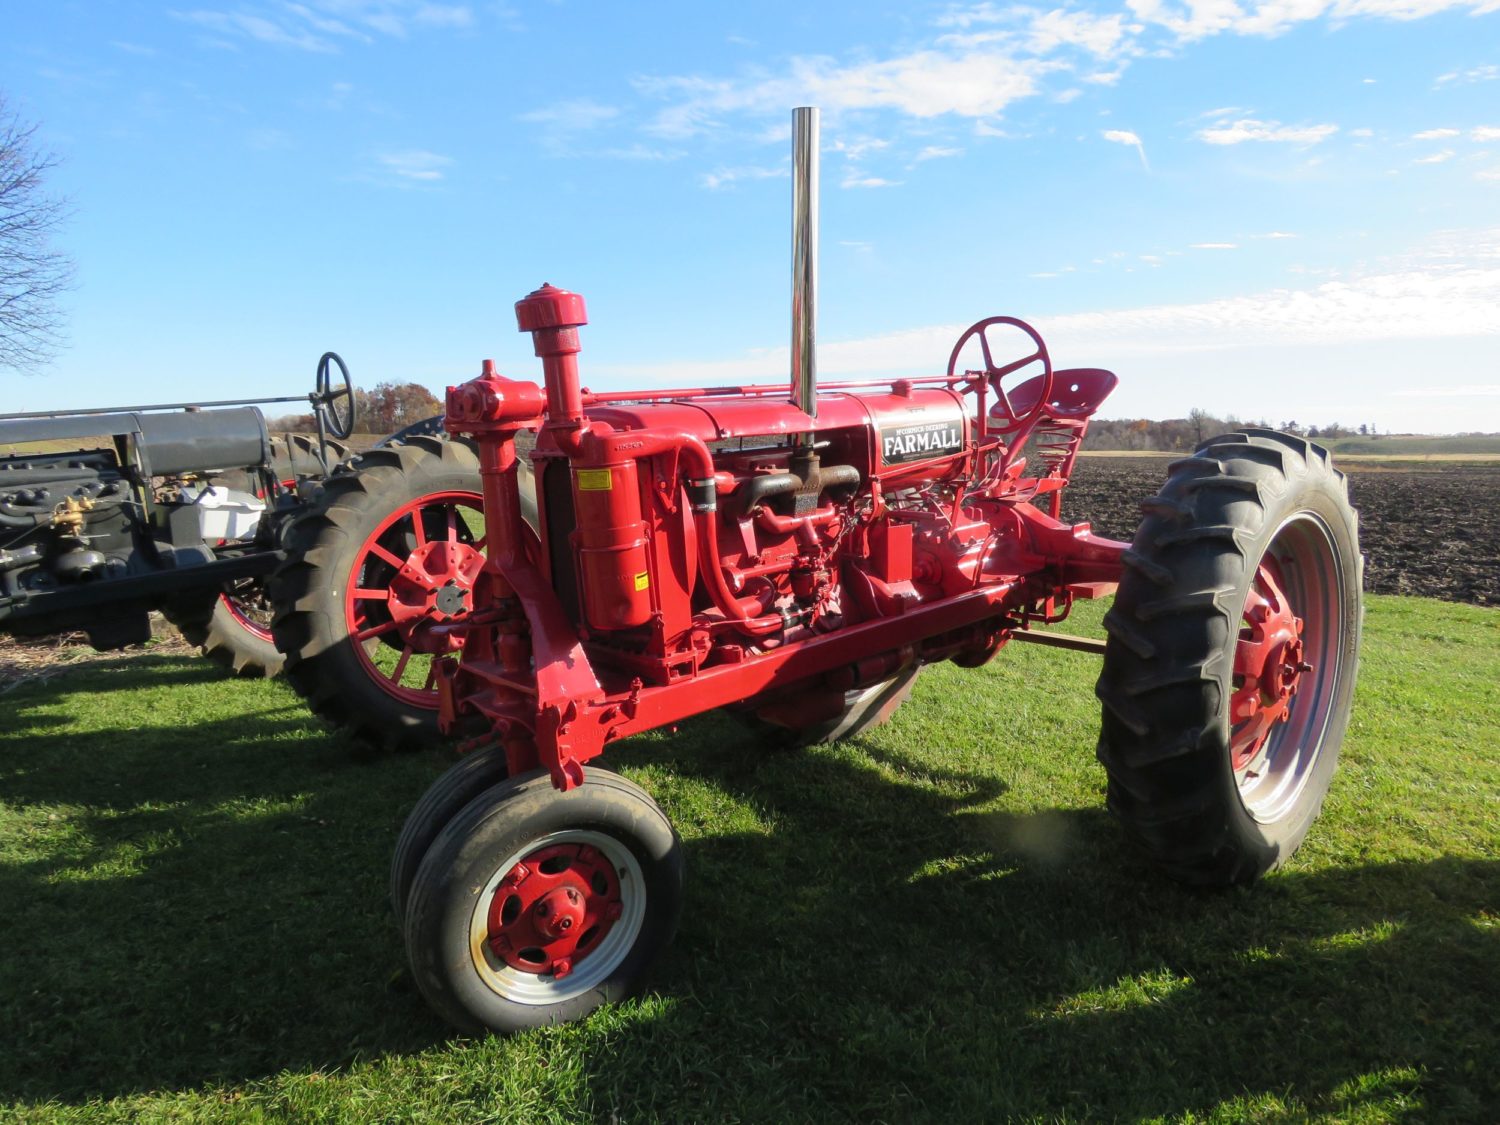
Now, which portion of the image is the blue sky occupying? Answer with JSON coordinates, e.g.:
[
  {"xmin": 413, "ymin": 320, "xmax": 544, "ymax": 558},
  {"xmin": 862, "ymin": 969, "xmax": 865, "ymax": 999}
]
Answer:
[{"xmin": 4, "ymin": 0, "xmax": 1499, "ymax": 432}]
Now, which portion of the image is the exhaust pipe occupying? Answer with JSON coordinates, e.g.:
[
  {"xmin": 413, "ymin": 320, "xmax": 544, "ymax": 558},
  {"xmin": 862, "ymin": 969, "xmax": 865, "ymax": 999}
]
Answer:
[{"xmin": 791, "ymin": 106, "xmax": 819, "ymax": 445}]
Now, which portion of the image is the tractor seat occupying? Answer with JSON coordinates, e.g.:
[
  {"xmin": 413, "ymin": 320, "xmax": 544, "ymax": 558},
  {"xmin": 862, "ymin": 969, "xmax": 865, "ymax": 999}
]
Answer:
[{"xmin": 993, "ymin": 367, "xmax": 1119, "ymax": 424}]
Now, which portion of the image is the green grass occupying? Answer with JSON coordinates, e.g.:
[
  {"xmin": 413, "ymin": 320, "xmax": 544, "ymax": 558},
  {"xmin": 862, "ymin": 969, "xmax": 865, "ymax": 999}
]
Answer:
[{"xmin": 2, "ymin": 595, "xmax": 1496, "ymax": 1123}]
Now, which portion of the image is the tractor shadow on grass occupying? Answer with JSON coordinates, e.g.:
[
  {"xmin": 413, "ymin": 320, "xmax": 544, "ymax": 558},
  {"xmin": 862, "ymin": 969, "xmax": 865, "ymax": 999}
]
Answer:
[
  {"xmin": 1, "ymin": 677, "xmax": 1496, "ymax": 1119},
  {"xmin": 0, "ymin": 658, "xmax": 458, "ymax": 1105},
  {"xmin": 579, "ymin": 719, "xmax": 1500, "ymax": 1122}
]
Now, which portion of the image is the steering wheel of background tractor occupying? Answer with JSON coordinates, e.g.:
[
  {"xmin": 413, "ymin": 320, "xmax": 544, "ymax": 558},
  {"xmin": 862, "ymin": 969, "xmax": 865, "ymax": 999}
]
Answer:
[
  {"xmin": 313, "ymin": 351, "xmax": 357, "ymax": 440},
  {"xmin": 946, "ymin": 316, "xmax": 1054, "ymax": 431}
]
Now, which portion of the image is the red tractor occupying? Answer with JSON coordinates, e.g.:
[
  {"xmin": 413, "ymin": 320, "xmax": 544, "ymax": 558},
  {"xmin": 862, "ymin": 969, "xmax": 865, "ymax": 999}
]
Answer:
[{"xmin": 362, "ymin": 111, "xmax": 1361, "ymax": 1035}]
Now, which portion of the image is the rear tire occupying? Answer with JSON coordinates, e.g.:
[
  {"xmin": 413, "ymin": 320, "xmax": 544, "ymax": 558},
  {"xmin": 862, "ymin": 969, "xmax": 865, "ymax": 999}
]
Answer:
[
  {"xmin": 270, "ymin": 435, "xmax": 529, "ymax": 751},
  {"xmin": 1095, "ymin": 430, "xmax": 1362, "ymax": 885},
  {"xmin": 164, "ymin": 579, "xmax": 283, "ymax": 678},
  {"xmin": 164, "ymin": 436, "xmax": 352, "ymax": 678},
  {"xmin": 404, "ymin": 768, "xmax": 684, "ymax": 1034}
]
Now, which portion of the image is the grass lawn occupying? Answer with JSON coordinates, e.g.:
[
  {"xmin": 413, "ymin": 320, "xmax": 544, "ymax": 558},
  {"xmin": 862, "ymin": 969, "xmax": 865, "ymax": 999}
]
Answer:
[{"xmin": 1, "ymin": 594, "xmax": 1496, "ymax": 1123}]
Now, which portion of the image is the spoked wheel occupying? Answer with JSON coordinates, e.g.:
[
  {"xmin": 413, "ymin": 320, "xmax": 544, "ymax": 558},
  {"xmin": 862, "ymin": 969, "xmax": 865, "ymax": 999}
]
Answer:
[
  {"xmin": 1096, "ymin": 430, "xmax": 1362, "ymax": 885},
  {"xmin": 343, "ymin": 487, "xmax": 487, "ymax": 707},
  {"xmin": 270, "ymin": 435, "xmax": 534, "ymax": 751},
  {"xmin": 403, "ymin": 768, "xmax": 684, "ymax": 1034}
]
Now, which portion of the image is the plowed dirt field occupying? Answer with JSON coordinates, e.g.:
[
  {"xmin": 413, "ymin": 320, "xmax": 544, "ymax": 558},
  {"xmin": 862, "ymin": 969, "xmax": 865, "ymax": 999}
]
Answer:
[{"xmin": 1063, "ymin": 455, "xmax": 1499, "ymax": 607}]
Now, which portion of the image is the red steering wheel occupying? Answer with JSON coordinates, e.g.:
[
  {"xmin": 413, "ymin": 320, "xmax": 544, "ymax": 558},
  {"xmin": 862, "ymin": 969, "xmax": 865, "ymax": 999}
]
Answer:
[{"xmin": 945, "ymin": 316, "xmax": 1054, "ymax": 430}]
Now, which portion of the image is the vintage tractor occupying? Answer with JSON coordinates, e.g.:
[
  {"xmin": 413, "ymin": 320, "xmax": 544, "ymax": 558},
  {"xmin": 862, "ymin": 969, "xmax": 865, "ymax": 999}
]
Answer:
[
  {"xmin": 377, "ymin": 110, "xmax": 1361, "ymax": 1035},
  {"xmin": 0, "ymin": 355, "xmax": 356, "ymax": 674}
]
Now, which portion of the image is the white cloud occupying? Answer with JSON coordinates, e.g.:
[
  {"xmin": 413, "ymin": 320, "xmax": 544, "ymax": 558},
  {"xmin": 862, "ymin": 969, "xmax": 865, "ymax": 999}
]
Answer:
[
  {"xmin": 518, "ymin": 99, "xmax": 619, "ymax": 131},
  {"xmin": 843, "ymin": 175, "xmax": 901, "ymax": 188},
  {"xmin": 1198, "ymin": 118, "xmax": 1338, "ymax": 145},
  {"xmin": 1414, "ymin": 149, "xmax": 1456, "ymax": 164},
  {"xmin": 1412, "ymin": 127, "xmax": 1460, "ymax": 139},
  {"xmin": 1130, "ymin": 0, "xmax": 1500, "ymax": 42},
  {"xmin": 1392, "ymin": 384, "xmax": 1500, "ymax": 397},
  {"xmin": 701, "ymin": 165, "xmax": 787, "ymax": 190},
  {"xmin": 638, "ymin": 49, "xmax": 1052, "ymax": 138},
  {"xmin": 1024, "ymin": 8, "xmax": 1135, "ymax": 57},
  {"xmin": 172, "ymin": 2, "xmax": 473, "ymax": 51},
  {"xmin": 592, "ymin": 233, "xmax": 1500, "ymax": 390},
  {"xmin": 599, "ymin": 145, "xmax": 682, "ymax": 161},
  {"xmin": 377, "ymin": 149, "xmax": 452, "ymax": 181},
  {"xmin": 1473, "ymin": 126, "xmax": 1500, "ymax": 141},
  {"xmin": 828, "ymin": 137, "xmax": 891, "ymax": 159},
  {"xmin": 1436, "ymin": 64, "xmax": 1499, "ymax": 86},
  {"xmin": 1102, "ymin": 128, "xmax": 1149, "ymax": 169},
  {"xmin": 912, "ymin": 145, "xmax": 963, "ymax": 162},
  {"xmin": 1191, "ymin": 242, "xmax": 1239, "ymax": 249},
  {"xmin": 1350, "ymin": 127, "xmax": 1375, "ymax": 137},
  {"xmin": 1258, "ymin": 231, "xmax": 1299, "ymax": 238}
]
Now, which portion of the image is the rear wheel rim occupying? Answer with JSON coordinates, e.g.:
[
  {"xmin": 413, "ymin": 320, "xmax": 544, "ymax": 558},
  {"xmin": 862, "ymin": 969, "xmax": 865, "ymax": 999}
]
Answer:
[
  {"xmin": 220, "ymin": 580, "xmax": 274, "ymax": 643},
  {"xmin": 1231, "ymin": 512, "xmax": 1347, "ymax": 822},
  {"xmin": 342, "ymin": 490, "xmax": 485, "ymax": 707},
  {"xmin": 469, "ymin": 829, "xmax": 646, "ymax": 1005}
]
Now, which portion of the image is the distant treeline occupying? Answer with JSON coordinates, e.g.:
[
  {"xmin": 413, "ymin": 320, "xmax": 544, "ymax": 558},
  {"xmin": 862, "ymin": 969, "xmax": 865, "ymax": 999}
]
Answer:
[
  {"xmin": 1083, "ymin": 411, "xmax": 1388, "ymax": 452},
  {"xmin": 269, "ymin": 381, "xmax": 441, "ymax": 436}
]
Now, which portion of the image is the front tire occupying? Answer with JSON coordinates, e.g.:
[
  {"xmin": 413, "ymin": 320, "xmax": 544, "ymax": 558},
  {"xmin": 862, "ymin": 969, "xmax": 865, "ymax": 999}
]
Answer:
[
  {"xmin": 403, "ymin": 768, "xmax": 684, "ymax": 1034},
  {"xmin": 1095, "ymin": 430, "xmax": 1362, "ymax": 885},
  {"xmin": 389, "ymin": 744, "xmax": 511, "ymax": 920}
]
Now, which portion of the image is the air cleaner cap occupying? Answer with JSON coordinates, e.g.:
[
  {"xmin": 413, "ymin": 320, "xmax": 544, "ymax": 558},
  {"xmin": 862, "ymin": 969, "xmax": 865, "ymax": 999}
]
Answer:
[{"xmin": 515, "ymin": 283, "xmax": 588, "ymax": 332}]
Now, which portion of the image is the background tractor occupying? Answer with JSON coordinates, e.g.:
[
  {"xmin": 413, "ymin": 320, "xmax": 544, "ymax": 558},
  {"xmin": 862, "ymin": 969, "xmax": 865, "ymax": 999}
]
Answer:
[{"xmin": 0, "ymin": 354, "xmax": 357, "ymax": 675}]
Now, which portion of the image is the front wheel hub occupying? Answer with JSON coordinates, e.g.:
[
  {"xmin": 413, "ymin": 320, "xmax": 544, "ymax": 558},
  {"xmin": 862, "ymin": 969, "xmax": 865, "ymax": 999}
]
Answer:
[{"xmin": 485, "ymin": 842, "xmax": 624, "ymax": 977}]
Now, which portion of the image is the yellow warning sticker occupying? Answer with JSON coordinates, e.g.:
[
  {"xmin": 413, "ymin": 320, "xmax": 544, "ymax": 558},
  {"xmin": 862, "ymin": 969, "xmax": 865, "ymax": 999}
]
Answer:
[
  {"xmin": 576, "ymin": 468, "xmax": 612, "ymax": 491},
  {"xmin": 634, "ymin": 571, "xmax": 650, "ymax": 592}
]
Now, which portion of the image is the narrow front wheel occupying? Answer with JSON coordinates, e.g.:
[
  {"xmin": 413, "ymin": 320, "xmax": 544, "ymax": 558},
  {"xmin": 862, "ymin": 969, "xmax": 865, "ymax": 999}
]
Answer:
[{"xmin": 403, "ymin": 768, "xmax": 684, "ymax": 1034}]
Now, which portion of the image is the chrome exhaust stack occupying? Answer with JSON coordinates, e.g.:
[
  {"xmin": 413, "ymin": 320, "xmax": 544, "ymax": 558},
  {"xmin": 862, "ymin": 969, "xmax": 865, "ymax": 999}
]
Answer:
[{"xmin": 791, "ymin": 106, "xmax": 819, "ymax": 446}]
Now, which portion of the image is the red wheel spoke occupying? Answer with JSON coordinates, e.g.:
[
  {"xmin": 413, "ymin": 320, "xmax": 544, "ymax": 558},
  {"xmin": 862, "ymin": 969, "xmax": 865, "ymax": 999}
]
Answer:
[
  {"xmin": 341, "ymin": 489, "xmax": 483, "ymax": 709},
  {"xmin": 368, "ymin": 542, "xmax": 406, "ymax": 570},
  {"xmin": 390, "ymin": 645, "xmax": 414, "ymax": 684},
  {"xmin": 355, "ymin": 619, "xmax": 401, "ymax": 643}
]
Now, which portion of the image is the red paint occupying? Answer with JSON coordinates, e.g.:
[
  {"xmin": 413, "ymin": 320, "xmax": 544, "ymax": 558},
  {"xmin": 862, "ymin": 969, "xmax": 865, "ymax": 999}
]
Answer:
[{"xmin": 438, "ymin": 295, "xmax": 1128, "ymax": 791}]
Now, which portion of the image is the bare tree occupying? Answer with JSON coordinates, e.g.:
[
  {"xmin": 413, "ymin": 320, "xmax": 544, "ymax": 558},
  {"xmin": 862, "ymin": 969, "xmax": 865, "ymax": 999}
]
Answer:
[{"xmin": 0, "ymin": 94, "xmax": 73, "ymax": 374}]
